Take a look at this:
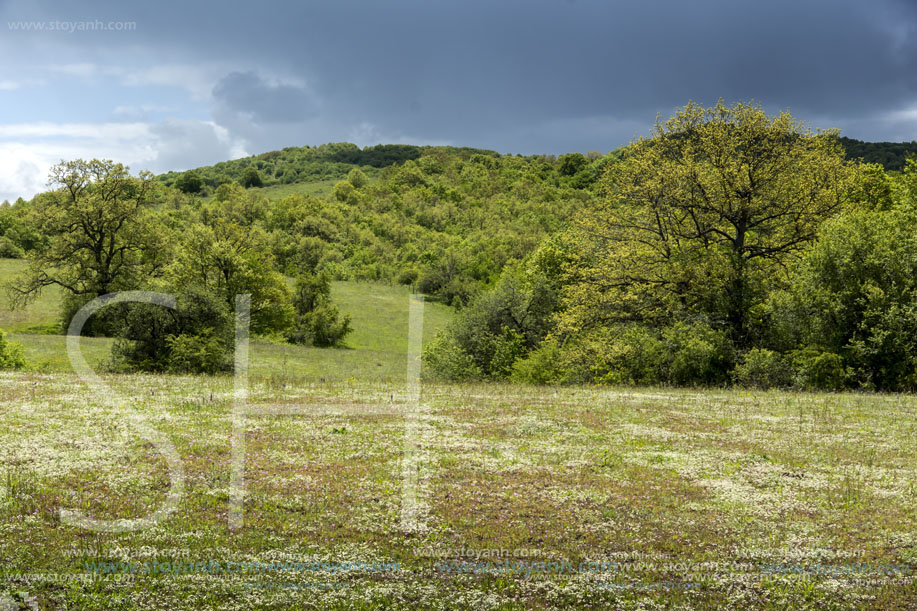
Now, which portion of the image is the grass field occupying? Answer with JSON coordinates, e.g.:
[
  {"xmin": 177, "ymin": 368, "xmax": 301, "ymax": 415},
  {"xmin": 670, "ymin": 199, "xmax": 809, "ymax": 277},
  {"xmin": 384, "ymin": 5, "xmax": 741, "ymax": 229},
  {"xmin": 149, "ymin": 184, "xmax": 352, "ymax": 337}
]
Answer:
[
  {"xmin": 0, "ymin": 259, "xmax": 452, "ymax": 380},
  {"xmin": 2, "ymin": 261, "xmax": 917, "ymax": 609}
]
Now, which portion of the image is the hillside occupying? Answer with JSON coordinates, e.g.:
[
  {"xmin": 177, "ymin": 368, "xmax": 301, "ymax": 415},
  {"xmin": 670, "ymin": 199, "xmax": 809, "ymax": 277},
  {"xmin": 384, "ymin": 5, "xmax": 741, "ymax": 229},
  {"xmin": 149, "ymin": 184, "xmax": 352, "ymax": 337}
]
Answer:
[
  {"xmin": 155, "ymin": 142, "xmax": 502, "ymax": 192},
  {"xmin": 0, "ymin": 258, "xmax": 453, "ymax": 380},
  {"xmin": 839, "ymin": 136, "xmax": 917, "ymax": 171},
  {"xmin": 156, "ymin": 145, "xmax": 610, "ymax": 305}
]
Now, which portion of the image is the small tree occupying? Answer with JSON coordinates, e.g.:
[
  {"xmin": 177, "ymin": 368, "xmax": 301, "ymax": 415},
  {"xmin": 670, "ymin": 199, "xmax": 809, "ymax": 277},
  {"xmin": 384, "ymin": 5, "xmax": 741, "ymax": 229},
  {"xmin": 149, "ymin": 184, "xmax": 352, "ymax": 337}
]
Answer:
[
  {"xmin": 285, "ymin": 272, "xmax": 352, "ymax": 347},
  {"xmin": 347, "ymin": 168, "xmax": 369, "ymax": 189},
  {"xmin": 175, "ymin": 171, "xmax": 204, "ymax": 194},
  {"xmin": 240, "ymin": 167, "xmax": 263, "ymax": 188}
]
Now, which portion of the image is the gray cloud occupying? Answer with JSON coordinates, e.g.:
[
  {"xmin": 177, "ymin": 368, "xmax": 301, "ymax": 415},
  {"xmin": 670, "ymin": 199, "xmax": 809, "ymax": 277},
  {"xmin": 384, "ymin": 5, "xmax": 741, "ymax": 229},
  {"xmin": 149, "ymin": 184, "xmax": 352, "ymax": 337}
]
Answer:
[
  {"xmin": 212, "ymin": 71, "xmax": 317, "ymax": 124},
  {"xmin": 1, "ymin": 0, "xmax": 916, "ymax": 160}
]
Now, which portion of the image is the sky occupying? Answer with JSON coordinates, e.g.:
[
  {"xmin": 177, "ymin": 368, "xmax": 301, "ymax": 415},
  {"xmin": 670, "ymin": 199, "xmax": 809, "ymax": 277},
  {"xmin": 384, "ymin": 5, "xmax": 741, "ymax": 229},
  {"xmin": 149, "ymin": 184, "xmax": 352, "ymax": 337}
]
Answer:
[{"xmin": 0, "ymin": 0, "xmax": 916, "ymax": 201}]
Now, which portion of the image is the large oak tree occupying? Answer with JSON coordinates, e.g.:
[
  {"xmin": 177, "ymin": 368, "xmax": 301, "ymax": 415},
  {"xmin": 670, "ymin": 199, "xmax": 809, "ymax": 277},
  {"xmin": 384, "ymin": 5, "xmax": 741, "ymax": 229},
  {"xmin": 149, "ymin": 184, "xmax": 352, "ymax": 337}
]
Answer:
[
  {"xmin": 7, "ymin": 159, "xmax": 168, "ymax": 309},
  {"xmin": 561, "ymin": 101, "xmax": 857, "ymax": 347}
]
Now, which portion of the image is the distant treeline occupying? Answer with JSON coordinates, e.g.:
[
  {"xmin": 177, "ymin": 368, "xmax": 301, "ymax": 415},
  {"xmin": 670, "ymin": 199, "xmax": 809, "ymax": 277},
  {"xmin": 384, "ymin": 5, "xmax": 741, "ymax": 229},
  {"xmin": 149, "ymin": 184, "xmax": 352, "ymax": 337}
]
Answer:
[
  {"xmin": 840, "ymin": 137, "xmax": 917, "ymax": 172},
  {"xmin": 156, "ymin": 143, "xmax": 503, "ymax": 192}
]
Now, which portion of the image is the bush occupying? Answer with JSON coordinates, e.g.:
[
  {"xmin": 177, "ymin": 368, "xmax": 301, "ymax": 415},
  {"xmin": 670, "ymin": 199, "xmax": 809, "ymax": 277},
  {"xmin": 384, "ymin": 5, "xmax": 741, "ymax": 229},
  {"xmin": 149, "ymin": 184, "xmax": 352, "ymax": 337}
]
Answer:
[
  {"xmin": 510, "ymin": 338, "xmax": 564, "ymax": 385},
  {"xmin": 240, "ymin": 167, "xmax": 263, "ymax": 188},
  {"xmin": 789, "ymin": 350, "xmax": 846, "ymax": 391},
  {"xmin": 347, "ymin": 168, "xmax": 369, "ymax": 189},
  {"xmin": 111, "ymin": 287, "xmax": 233, "ymax": 374},
  {"xmin": 285, "ymin": 273, "xmax": 352, "ymax": 347},
  {"xmin": 0, "ymin": 236, "xmax": 23, "ymax": 258},
  {"xmin": 332, "ymin": 181, "xmax": 358, "ymax": 205},
  {"xmin": 592, "ymin": 325, "xmax": 666, "ymax": 386},
  {"xmin": 423, "ymin": 270, "xmax": 560, "ymax": 379},
  {"xmin": 731, "ymin": 348, "xmax": 792, "ymax": 389},
  {"xmin": 165, "ymin": 330, "xmax": 230, "ymax": 375},
  {"xmin": 174, "ymin": 171, "xmax": 204, "ymax": 194},
  {"xmin": 0, "ymin": 329, "xmax": 26, "ymax": 370},
  {"xmin": 787, "ymin": 209, "xmax": 917, "ymax": 390},
  {"xmin": 661, "ymin": 321, "xmax": 734, "ymax": 386},
  {"xmin": 422, "ymin": 332, "xmax": 483, "ymax": 381}
]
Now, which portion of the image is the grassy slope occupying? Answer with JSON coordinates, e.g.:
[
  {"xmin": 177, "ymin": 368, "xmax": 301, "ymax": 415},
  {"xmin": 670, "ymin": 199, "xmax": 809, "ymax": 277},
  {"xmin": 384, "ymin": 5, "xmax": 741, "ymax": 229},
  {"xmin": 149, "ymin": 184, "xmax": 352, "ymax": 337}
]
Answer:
[{"xmin": 0, "ymin": 258, "xmax": 452, "ymax": 379}]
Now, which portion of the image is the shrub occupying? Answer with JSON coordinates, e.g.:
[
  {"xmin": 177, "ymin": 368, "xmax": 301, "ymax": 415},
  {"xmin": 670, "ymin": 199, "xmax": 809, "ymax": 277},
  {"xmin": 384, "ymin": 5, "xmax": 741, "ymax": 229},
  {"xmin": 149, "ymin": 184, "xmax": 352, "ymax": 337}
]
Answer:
[
  {"xmin": 661, "ymin": 321, "xmax": 734, "ymax": 386},
  {"xmin": 0, "ymin": 329, "xmax": 26, "ymax": 370},
  {"xmin": 165, "ymin": 330, "xmax": 230, "ymax": 375},
  {"xmin": 510, "ymin": 338, "xmax": 564, "ymax": 385},
  {"xmin": 731, "ymin": 348, "xmax": 792, "ymax": 389},
  {"xmin": 285, "ymin": 273, "xmax": 352, "ymax": 347},
  {"xmin": 174, "ymin": 171, "xmax": 204, "ymax": 194},
  {"xmin": 111, "ymin": 287, "xmax": 233, "ymax": 374},
  {"xmin": 332, "ymin": 181, "xmax": 358, "ymax": 205},
  {"xmin": 422, "ymin": 332, "xmax": 483, "ymax": 381},
  {"xmin": 0, "ymin": 236, "xmax": 23, "ymax": 258},
  {"xmin": 423, "ymin": 270, "xmax": 560, "ymax": 379},
  {"xmin": 347, "ymin": 168, "xmax": 369, "ymax": 189},
  {"xmin": 593, "ymin": 325, "xmax": 666, "ymax": 386},
  {"xmin": 240, "ymin": 167, "xmax": 263, "ymax": 188},
  {"xmin": 789, "ymin": 350, "xmax": 846, "ymax": 391}
]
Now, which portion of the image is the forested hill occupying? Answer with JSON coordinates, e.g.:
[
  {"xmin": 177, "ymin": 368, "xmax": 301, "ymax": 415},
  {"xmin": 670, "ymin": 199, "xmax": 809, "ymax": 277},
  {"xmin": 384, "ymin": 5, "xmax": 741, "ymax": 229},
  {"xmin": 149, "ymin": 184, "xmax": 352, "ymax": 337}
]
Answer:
[
  {"xmin": 155, "ymin": 143, "xmax": 503, "ymax": 191},
  {"xmin": 157, "ymin": 137, "xmax": 917, "ymax": 194},
  {"xmin": 839, "ymin": 137, "xmax": 917, "ymax": 171}
]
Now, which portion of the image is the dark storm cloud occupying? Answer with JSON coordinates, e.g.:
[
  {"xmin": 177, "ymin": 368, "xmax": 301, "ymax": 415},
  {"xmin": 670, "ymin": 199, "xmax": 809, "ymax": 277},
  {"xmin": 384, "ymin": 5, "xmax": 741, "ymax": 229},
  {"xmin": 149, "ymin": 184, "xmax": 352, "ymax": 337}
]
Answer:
[
  {"xmin": 212, "ymin": 71, "xmax": 317, "ymax": 123},
  {"xmin": 4, "ymin": 0, "xmax": 917, "ymax": 152}
]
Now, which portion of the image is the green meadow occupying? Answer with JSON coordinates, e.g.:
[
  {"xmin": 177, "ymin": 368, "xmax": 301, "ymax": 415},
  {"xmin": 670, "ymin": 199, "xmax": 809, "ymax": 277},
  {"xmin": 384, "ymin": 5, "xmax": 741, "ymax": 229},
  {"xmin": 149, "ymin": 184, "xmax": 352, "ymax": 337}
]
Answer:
[{"xmin": 2, "ymin": 258, "xmax": 917, "ymax": 609}]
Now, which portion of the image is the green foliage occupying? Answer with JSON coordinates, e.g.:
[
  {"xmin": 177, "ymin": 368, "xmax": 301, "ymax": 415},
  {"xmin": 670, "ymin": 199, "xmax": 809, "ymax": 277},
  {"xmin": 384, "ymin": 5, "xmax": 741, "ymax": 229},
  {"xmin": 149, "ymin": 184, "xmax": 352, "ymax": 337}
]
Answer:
[
  {"xmin": 592, "ymin": 325, "xmax": 667, "ymax": 386},
  {"xmin": 286, "ymin": 273, "xmax": 352, "ymax": 347},
  {"xmin": 421, "ymin": 331, "xmax": 483, "ymax": 381},
  {"xmin": 560, "ymin": 101, "xmax": 854, "ymax": 347},
  {"xmin": 509, "ymin": 337, "xmax": 563, "ymax": 385},
  {"xmin": 0, "ymin": 329, "xmax": 26, "ymax": 370},
  {"xmin": 159, "ymin": 144, "xmax": 604, "ymax": 303},
  {"xmin": 111, "ymin": 286, "xmax": 232, "ymax": 374},
  {"xmin": 510, "ymin": 320, "xmax": 732, "ymax": 387},
  {"xmin": 788, "ymin": 350, "xmax": 846, "ymax": 391},
  {"xmin": 240, "ymin": 167, "xmax": 264, "ymax": 188},
  {"xmin": 422, "ymin": 265, "xmax": 561, "ymax": 379},
  {"xmin": 785, "ymin": 208, "xmax": 917, "ymax": 390},
  {"xmin": 5, "ymin": 159, "xmax": 169, "ymax": 333},
  {"xmin": 0, "ymin": 236, "xmax": 23, "ymax": 258},
  {"xmin": 166, "ymin": 188, "xmax": 294, "ymax": 335},
  {"xmin": 662, "ymin": 321, "xmax": 734, "ymax": 386},
  {"xmin": 164, "ymin": 330, "xmax": 230, "ymax": 375},
  {"xmin": 347, "ymin": 167, "xmax": 369, "ymax": 189},
  {"xmin": 731, "ymin": 348, "xmax": 792, "ymax": 389},
  {"xmin": 840, "ymin": 136, "xmax": 917, "ymax": 172},
  {"xmin": 155, "ymin": 143, "xmax": 426, "ymax": 191},
  {"xmin": 174, "ymin": 171, "xmax": 204, "ymax": 194},
  {"xmin": 332, "ymin": 180, "xmax": 358, "ymax": 204}
]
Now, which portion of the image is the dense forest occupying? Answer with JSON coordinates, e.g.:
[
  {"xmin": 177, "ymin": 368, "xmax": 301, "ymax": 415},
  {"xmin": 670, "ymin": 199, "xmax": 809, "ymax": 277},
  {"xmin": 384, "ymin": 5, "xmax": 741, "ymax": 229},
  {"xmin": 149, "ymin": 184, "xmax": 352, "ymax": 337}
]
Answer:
[
  {"xmin": 2, "ymin": 101, "xmax": 917, "ymax": 391},
  {"xmin": 840, "ymin": 136, "xmax": 917, "ymax": 171}
]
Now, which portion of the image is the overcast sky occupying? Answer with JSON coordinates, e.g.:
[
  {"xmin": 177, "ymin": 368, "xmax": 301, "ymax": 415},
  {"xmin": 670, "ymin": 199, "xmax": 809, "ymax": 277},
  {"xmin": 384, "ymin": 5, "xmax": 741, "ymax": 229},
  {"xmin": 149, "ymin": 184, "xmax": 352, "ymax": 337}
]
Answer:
[{"xmin": 1, "ymin": 0, "xmax": 916, "ymax": 201}]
